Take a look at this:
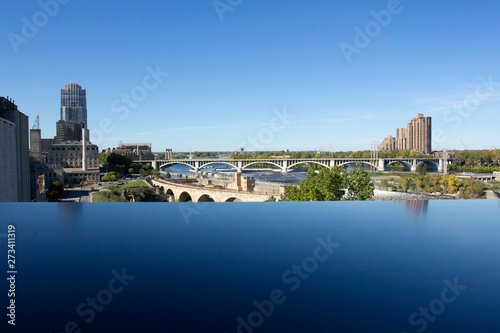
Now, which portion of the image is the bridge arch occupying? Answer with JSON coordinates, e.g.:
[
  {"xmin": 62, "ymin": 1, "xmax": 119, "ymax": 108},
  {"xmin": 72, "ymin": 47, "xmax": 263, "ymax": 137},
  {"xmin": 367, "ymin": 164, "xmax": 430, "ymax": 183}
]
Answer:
[
  {"xmin": 338, "ymin": 161, "xmax": 376, "ymax": 168},
  {"xmin": 198, "ymin": 194, "xmax": 215, "ymax": 202},
  {"xmin": 159, "ymin": 162, "xmax": 195, "ymax": 170},
  {"xmin": 416, "ymin": 160, "xmax": 439, "ymax": 170},
  {"xmin": 225, "ymin": 197, "xmax": 242, "ymax": 202},
  {"xmin": 386, "ymin": 160, "xmax": 413, "ymax": 170},
  {"xmin": 165, "ymin": 189, "xmax": 175, "ymax": 202},
  {"xmin": 242, "ymin": 161, "xmax": 283, "ymax": 170},
  {"xmin": 178, "ymin": 192, "xmax": 193, "ymax": 202},
  {"xmin": 288, "ymin": 161, "xmax": 330, "ymax": 170},
  {"xmin": 198, "ymin": 162, "xmax": 238, "ymax": 170}
]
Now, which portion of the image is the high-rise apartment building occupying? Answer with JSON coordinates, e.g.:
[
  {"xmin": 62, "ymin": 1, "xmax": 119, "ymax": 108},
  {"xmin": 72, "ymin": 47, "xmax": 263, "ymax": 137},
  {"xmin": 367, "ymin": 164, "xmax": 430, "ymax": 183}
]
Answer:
[
  {"xmin": 60, "ymin": 83, "xmax": 87, "ymax": 129},
  {"xmin": 408, "ymin": 114, "xmax": 431, "ymax": 155},
  {"xmin": 396, "ymin": 128, "xmax": 408, "ymax": 150},
  {"xmin": 379, "ymin": 136, "xmax": 396, "ymax": 152},
  {"xmin": 0, "ymin": 97, "xmax": 30, "ymax": 202},
  {"xmin": 379, "ymin": 114, "xmax": 432, "ymax": 155}
]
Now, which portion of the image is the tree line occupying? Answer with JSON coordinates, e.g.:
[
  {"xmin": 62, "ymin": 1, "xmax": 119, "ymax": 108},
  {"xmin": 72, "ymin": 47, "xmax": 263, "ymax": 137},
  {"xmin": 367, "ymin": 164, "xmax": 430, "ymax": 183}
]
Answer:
[
  {"xmin": 99, "ymin": 153, "xmax": 159, "ymax": 180},
  {"xmin": 230, "ymin": 150, "xmax": 433, "ymax": 160}
]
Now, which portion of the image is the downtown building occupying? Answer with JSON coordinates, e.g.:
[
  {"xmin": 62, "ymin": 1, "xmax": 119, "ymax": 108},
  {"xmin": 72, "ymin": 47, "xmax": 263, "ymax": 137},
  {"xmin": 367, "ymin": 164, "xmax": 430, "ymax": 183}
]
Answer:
[
  {"xmin": 378, "ymin": 114, "xmax": 432, "ymax": 155},
  {"xmin": 60, "ymin": 83, "xmax": 87, "ymax": 128},
  {"xmin": 30, "ymin": 83, "xmax": 100, "ymax": 197},
  {"xmin": 103, "ymin": 143, "xmax": 155, "ymax": 161},
  {"xmin": 38, "ymin": 83, "xmax": 91, "ymax": 160},
  {"xmin": 56, "ymin": 83, "xmax": 87, "ymax": 143}
]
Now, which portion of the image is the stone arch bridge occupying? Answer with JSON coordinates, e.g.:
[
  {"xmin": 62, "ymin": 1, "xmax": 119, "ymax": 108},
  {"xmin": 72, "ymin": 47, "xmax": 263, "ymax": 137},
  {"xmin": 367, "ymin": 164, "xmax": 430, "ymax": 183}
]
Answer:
[
  {"xmin": 147, "ymin": 158, "xmax": 450, "ymax": 173},
  {"xmin": 151, "ymin": 179, "xmax": 276, "ymax": 202}
]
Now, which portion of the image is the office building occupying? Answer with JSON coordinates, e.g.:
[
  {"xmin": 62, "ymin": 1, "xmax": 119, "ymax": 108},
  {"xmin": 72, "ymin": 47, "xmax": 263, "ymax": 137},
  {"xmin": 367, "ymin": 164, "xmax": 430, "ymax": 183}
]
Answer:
[
  {"xmin": 0, "ymin": 97, "xmax": 30, "ymax": 202},
  {"xmin": 60, "ymin": 83, "xmax": 87, "ymax": 129},
  {"xmin": 33, "ymin": 128, "xmax": 100, "ymax": 188},
  {"xmin": 31, "ymin": 84, "xmax": 100, "ymax": 190},
  {"xmin": 48, "ymin": 143, "xmax": 99, "ymax": 168},
  {"xmin": 103, "ymin": 143, "xmax": 155, "ymax": 161},
  {"xmin": 57, "ymin": 120, "xmax": 82, "ymax": 143}
]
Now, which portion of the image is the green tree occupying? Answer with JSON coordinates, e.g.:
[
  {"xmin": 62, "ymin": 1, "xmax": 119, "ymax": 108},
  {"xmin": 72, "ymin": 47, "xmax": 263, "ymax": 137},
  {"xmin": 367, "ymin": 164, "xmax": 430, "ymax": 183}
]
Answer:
[
  {"xmin": 281, "ymin": 167, "xmax": 345, "ymax": 201},
  {"xmin": 281, "ymin": 166, "xmax": 373, "ymax": 201},
  {"xmin": 100, "ymin": 153, "xmax": 133, "ymax": 176},
  {"xmin": 99, "ymin": 153, "xmax": 110, "ymax": 167},
  {"xmin": 463, "ymin": 179, "xmax": 485, "ymax": 199},
  {"xmin": 47, "ymin": 180, "xmax": 64, "ymax": 201},
  {"xmin": 346, "ymin": 168, "xmax": 375, "ymax": 200},
  {"xmin": 399, "ymin": 177, "xmax": 410, "ymax": 192},
  {"xmin": 416, "ymin": 163, "xmax": 427, "ymax": 176}
]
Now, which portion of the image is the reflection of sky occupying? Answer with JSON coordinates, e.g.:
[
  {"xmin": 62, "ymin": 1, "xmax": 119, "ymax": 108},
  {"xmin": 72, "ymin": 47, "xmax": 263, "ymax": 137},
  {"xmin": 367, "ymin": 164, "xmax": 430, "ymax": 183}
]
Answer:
[
  {"xmin": 1, "ymin": 200, "xmax": 500, "ymax": 332},
  {"xmin": 0, "ymin": 232, "xmax": 6, "ymax": 244}
]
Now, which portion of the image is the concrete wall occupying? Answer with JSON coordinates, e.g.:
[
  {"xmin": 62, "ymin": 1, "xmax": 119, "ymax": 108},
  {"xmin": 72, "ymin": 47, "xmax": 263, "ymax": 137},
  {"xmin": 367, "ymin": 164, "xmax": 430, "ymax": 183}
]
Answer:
[
  {"xmin": 0, "ymin": 110, "xmax": 30, "ymax": 202},
  {"xmin": 0, "ymin": 118, "xmax": 18, "ymax": 202}
]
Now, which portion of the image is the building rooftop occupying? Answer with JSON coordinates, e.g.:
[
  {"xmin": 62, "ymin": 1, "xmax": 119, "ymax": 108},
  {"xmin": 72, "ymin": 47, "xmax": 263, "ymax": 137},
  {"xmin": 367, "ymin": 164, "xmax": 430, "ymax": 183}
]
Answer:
[{"xmin": 0, "ymin": 97, "xmax": 19, "ymax": 111}]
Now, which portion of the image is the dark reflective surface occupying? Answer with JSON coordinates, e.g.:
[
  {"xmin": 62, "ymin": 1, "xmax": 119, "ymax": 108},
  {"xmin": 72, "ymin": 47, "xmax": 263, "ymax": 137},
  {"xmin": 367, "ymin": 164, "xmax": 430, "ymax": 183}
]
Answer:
[{"xmin": 1, "ymin": 200, "xmax": 500, "ymax": 332}]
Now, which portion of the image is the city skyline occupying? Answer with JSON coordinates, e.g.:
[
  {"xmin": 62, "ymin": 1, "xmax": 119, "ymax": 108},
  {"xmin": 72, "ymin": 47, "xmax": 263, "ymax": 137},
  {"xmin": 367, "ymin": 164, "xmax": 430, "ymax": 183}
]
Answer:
[{"xmin": 2, "ymin": 1, "xmax": 499, "ymax": 152}]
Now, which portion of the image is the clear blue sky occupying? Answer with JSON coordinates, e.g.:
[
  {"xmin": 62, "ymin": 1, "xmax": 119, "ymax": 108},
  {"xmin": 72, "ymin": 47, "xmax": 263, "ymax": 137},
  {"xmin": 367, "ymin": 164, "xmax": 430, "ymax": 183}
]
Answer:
[{"xmin": 1, "ymin": 0, "xmax": 499, "ymax": 152}]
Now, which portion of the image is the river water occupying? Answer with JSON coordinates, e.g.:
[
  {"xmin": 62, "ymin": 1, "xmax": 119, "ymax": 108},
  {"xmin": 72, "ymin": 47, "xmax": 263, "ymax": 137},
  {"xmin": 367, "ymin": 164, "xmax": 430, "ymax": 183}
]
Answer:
[{"xmin": 161, "ymin": 162, "xmax": 369, "ymax": 184}]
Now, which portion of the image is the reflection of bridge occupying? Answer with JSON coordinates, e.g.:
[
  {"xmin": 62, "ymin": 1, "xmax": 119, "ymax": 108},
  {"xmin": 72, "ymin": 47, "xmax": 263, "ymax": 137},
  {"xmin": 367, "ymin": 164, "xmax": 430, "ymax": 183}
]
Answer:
[{"xmin": 147, "ymin": 158, "xmax": 451, "ymax": 173}]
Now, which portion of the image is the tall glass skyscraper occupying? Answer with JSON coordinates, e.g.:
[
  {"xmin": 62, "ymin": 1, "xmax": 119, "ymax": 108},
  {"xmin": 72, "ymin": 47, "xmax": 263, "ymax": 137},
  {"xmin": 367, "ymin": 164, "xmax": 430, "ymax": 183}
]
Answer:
[{"xmin": 60, "ymin": 83, "xmax": 87, "ymax": 129}]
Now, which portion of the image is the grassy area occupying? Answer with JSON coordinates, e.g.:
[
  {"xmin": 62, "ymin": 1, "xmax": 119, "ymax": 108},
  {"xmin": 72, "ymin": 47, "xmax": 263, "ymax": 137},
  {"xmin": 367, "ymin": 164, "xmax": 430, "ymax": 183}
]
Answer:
[
  {"xmin": 91, "ymin": 192, "xmax": 107, "ymax": 202},
  {"xmin": 369, "ymin": 172, "xmax": 385, "ymax": 177},
  {"xmin": 92, "ymin": 191, "xmax": 128, "ymax": 202},
  {"xmin": 117, "ymin": 181, "xmax": 148, "ymax": 189},
  {"xmin": 91, "ymin": 191, "xmax": 126, "ymax": 203}
]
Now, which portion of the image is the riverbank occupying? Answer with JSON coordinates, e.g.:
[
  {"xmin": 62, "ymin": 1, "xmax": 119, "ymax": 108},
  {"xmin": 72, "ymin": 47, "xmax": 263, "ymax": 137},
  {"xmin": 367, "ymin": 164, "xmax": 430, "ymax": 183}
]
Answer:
[{"xmin": 373, "ymin": 190, "xmax": 455, "ymax": 200}]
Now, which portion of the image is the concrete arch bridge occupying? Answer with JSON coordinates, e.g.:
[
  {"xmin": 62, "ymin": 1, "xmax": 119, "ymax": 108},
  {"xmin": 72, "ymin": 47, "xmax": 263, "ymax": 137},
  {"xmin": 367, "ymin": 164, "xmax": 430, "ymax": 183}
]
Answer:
[{"xmin": 149, "ymin": 158, "xmax": 450, "ymax": 173}]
